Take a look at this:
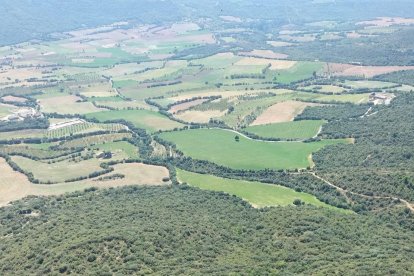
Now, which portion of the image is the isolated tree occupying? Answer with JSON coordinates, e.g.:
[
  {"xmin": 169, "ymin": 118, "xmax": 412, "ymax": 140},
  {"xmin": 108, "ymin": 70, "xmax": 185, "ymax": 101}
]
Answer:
[
  {"xmin": 235, "ymin": 135, "xmax": 240, "ymax": 142},
  {"xmin": 293, "ymin": 199, "xmax": 303, "ymax": 206}
]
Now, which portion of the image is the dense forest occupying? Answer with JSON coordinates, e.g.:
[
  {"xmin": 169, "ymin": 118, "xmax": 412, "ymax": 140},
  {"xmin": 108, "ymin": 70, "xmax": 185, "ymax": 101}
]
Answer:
[
  {"xmin": 313, "ymin": 93, "xmax": 414, "ymax": 203},
  {"xmin": 284, "ymin": 27, "xmax": 414, "ymax": 66},
  {"xmin": 1, "ymin": 186, "xmax": 413, "ymax": 275},
  {"xmin": 375, "ymin": 70, "xmax": 414, "ymax": 86}
]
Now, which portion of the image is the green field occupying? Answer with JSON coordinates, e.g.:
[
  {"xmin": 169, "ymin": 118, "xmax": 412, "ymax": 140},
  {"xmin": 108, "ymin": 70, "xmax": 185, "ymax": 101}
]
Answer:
[
  {"xmin": 85, "ymin": 109, "xmax": 184, "ymax": 132},
  {"xmin": 272, "ymin": 61, "xmax": 324, "ymax": 84},
  {"xmin": 159, "ymin": 128, "xmax": 348, "ymax": 170},
  {"xmin": 245, "ymin": 120, "xmax": 325, "ymax": 140},
  {"xmin": 11, "ymin": 156, "xmax": 105, "ymax": 183},
  {"xmin": 177, "ymin": 169, "xmax": 346, "ymax": 211}
]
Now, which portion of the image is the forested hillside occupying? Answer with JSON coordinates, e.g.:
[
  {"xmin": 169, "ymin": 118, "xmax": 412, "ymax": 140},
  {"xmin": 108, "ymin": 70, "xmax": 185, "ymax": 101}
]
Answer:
[
  {"xmin": 2, "ymin": 0, "xmax": 414, "ymax": 45},
  {"xmin": 1, "ymin": 186, "xmax": 413, "ymax": 275}
]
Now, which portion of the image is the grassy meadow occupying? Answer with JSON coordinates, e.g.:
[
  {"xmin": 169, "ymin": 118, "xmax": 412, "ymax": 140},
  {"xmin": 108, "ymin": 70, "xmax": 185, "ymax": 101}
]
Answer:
[
  {"xmin": 245, "ymin": 120, "xmax": 325, "ymax": 140},
  {"xmin": 177, "ymin": 169, "xmax": 346, "ymax": 211},
  {"xmin": 160, "ymin": 128, "xmax": 348, "ymax": 170}
]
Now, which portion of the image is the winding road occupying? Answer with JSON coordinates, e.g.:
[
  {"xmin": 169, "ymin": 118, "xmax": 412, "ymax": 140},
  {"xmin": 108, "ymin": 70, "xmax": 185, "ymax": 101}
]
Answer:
[{"xmin": 310, "ymin": 172, "xmax": 414, "ymax": 211}]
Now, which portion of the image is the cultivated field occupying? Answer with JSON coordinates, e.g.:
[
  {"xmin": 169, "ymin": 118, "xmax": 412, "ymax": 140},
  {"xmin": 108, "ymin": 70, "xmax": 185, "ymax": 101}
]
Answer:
[
  {"xmin": 251, "ymin": 100, "xmax": 319, "ymax": 125},
  {"xmin": 326, "ymin": 63, "xmax": 414, "ymax": 78},
  {"xmin": 160, "ymin": 128, "xmax": 347, "ymax": 170},
  {"xmin": 245, "ymin": 120, "xmax": 325, "ymax": 140},
  {"xmin": 85, "ymin": 109, "xmax": 184, "ymax": 132},
  {"xmin": 0, "ymin": 158, "xmax": 169, "ymax": 207},
  {"xmin": 39, "ymin": 95, "xmax": 103, "ymax": 114}
]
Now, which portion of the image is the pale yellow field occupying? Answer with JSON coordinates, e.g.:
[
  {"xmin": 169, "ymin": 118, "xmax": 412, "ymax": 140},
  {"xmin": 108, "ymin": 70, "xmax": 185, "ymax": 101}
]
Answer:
[
  {"xmin": 220, "ymin": 15, "xmax": 243, "ymax": 23},
  {"xmin": 103, "ymin": 61, "xmax": 164, "ymax": 77},
  {"xmin": 78, "ymin": 82, "xmax": 117, "ymax": 98},
  {"xmin": 235, "ymin": 57, "xmax": 297, "ymax": 70},
  {"xmin": 267, "ymin": 41, "xmax": 295, "ymax": 47},
  {"xmin": 0, "ymin": 158, "xmax": 170, "ymax": 207},
  {"xmin": 251, "ymin": 100, "xmax": 319, "ymax": 125},
  {"xmin": 114, "ymin": 60, "xmax": 187, "ymax": 82},
  {"xmin": 175, "ymin": 110, "xmax": 226, "ymax": 123},
  {"xmin": 303, "ymin": 85, "xmax": 347, "ymax": 94},
  {"xmin": 39, "ymin": 95, "xmax": 104, "ymax": 114}
]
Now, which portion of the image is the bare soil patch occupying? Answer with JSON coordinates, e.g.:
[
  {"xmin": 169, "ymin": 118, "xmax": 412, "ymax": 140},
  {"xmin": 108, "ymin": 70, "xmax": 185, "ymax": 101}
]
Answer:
[
  {"xmin": 0, "ymin": 158, "xmax": 170, "ymax": 207},
  {"xmin": 357, "ymin": 17, "xmax": 414, "ymax": 27},
  {"xmin": 169, "ymin": 99, "xmax": 208, "ymax": 114},
  {"xmin": 326, "ymin": 63, "xmax": 414, "ymax": 78}
]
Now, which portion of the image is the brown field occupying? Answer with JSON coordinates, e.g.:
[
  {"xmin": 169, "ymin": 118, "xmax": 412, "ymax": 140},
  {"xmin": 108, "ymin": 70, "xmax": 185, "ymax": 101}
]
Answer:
[
  {"xmin": 175, "ymin": 110, "xmax": 226, "ymax": 123},
  {"xmin": 239, "ymin": 50, "xmax": 289, "ymax": 59},
  {"xmin": 235, "ymin": 57, "xmax": 296, "ymax": 70},
  {"xmin": 0, "ymin": 66, "xmax": 48, "ymax": 87},
  {"xmin": 1, "ymin": 95, "xmax": 28, "ymax": 103},
  {"xmin": 326, "ymin": 63, "xmax": 414, "ymax": 78},
  {"xmin": 357, "ymin": 17, "xmax": 414, "ymax": 27},
  {"xmin": 0, "ymin": 158, "xmax": 170, "ymax": 207},
  {"xmin": 251, "ymin": 100, "xmax": 319, "ymax": 125},
  {"xmin": 169, "ymin": 99, "xmax": 208, "ymax": 114}
]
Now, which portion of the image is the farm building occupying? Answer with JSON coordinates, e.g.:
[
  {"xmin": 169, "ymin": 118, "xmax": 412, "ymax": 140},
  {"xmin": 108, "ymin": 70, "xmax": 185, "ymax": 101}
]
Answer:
[{"xmin": 369, "ymin": 92, "xmax": 395, "ymax": 105}]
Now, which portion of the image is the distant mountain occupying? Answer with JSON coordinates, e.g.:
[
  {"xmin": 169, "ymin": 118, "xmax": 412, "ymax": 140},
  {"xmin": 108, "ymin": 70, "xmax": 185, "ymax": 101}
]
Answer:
[{"xmin": 1, "ymin": 0, "xmax": 414, "ymax": 45}]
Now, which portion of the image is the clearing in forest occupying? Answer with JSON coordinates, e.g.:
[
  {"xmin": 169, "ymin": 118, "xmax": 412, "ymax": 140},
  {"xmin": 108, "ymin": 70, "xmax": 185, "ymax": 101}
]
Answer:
[{"xmin": 177, "ymin": 169, "xmax": 342, "ymax": 210}]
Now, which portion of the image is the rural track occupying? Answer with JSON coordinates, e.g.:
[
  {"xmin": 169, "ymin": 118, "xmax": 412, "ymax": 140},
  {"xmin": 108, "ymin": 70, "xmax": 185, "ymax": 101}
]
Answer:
[
  {"xmin": 310, "ymin": 172, "xmax": 414, "ymax": 212},
  {"xmin": 211, "ymin": 127, "xmax": 308, "ymax": 143}
]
